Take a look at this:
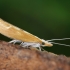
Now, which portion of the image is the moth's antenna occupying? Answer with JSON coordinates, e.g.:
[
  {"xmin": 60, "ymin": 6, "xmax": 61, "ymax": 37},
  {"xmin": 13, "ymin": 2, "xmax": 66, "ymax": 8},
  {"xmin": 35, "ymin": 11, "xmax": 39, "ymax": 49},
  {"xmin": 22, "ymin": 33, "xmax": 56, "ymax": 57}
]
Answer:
[
  {"xmin": 50, "ymin": 42, "xmax": 70, "ymax": 47},
  {"xmin": 47, "ymin": 38, "xmax": 70, "ymax": 42}
]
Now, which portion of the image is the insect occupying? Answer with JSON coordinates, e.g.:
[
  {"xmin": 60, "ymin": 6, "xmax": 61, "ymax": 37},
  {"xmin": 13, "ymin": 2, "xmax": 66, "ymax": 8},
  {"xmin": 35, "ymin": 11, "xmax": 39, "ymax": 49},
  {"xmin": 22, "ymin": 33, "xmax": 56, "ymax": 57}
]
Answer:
[
  {"xmin": 0, "ymin": 18, "xmax": 53, "ymax": 51},
  {"xmin": 0, "ymin": 18, "xmax": 70, "ymax": 51}
]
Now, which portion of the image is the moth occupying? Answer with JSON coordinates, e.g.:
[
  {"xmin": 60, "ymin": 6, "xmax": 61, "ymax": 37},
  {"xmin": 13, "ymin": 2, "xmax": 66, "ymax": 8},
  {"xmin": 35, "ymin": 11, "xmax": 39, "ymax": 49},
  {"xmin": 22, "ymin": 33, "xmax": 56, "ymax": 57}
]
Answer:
[
  {"xmin": 0, "ymin": 18, "xmax": 69, "ymax": 51},
  {"xmin": 0, "ymin": 18, "xmax": 53, "ymax": 50}
]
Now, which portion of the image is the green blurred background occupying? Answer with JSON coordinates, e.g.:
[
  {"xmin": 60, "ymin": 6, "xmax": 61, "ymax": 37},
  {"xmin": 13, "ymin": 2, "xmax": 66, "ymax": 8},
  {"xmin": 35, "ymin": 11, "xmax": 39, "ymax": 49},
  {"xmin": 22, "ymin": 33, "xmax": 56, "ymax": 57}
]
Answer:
[{"xmin": 0, "ymin": 0, "xmax": 70, "ymax": 56}]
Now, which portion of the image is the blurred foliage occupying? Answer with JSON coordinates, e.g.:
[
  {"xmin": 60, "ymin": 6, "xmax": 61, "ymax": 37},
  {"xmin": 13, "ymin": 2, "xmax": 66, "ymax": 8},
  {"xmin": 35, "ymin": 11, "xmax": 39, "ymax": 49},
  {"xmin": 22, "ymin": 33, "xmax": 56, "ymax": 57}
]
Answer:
[{"xmin": 0, "ymin": 0, "xmax": 70, "ymax": 56}]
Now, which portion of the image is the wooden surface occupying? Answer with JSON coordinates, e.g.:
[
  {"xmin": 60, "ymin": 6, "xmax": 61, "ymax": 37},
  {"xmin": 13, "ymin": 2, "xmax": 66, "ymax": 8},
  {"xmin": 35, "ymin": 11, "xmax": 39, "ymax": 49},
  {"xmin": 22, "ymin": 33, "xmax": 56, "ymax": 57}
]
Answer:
[{"xmin": 0, "ymin": 41, "xmax": 70, "ymax": 70}]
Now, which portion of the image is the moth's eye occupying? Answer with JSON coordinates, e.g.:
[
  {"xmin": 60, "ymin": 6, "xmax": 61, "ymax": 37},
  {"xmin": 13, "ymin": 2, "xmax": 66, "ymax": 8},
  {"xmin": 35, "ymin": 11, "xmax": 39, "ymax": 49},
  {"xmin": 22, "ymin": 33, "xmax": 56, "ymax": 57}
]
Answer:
[{"xmin": 42, "ymin": 42, "xmax": 45, "ymax": 45}]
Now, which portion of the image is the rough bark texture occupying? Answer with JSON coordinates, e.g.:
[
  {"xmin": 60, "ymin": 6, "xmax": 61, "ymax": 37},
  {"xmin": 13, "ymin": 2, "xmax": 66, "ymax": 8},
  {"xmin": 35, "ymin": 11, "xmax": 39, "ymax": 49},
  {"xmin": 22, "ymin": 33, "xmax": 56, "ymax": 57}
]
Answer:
[{"xmin": 0, "ymin": 41, "xmax": 70, "ymax": 70}]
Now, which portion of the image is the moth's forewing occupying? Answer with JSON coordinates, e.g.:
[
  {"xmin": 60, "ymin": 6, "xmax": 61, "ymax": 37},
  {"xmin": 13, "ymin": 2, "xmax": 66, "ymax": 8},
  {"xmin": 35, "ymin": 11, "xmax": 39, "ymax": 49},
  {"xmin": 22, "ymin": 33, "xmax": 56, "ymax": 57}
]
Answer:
[{"xmin": 0, "ymin": 19, "xmax": 42, "ymax": 43}]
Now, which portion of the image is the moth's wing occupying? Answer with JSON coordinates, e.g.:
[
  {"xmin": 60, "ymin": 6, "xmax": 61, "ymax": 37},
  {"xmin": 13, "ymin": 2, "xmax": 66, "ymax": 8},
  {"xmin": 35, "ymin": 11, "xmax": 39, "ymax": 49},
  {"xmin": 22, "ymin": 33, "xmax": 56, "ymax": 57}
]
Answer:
[{"xmin": 0, "ymin": 19, "xmax": 42, "ymax": 43}]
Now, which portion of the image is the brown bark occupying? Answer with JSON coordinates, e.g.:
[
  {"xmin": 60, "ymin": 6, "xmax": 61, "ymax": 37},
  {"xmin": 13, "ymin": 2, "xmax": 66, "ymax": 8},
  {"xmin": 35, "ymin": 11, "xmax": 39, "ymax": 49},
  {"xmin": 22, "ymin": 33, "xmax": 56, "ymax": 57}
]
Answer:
[{"xmin": 0, "ymin": 41, "xmax": 70, "ymax": 70}]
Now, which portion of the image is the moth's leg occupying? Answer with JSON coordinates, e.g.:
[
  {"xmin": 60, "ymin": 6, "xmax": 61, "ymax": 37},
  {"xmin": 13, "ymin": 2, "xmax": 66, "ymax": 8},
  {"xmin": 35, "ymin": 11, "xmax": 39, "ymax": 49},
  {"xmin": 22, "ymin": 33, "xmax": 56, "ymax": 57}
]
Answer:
[
  {"xmin": 38, "ymin": 46, "xmax": 41, "ymax": 51},
  {"xmin": 41, "ymin": 47, "xmax": 46, "ymax": 51},
  {"xmin": 9, "ymin": 40, "xmax": 22, "ymax": 44},
  {"xmin": 20, "ymin": 42, "xmax": 29, "ymax": 48},
  {"xmin": 20, "ymin": 42, "xmax": 42, "ymax": 51}
]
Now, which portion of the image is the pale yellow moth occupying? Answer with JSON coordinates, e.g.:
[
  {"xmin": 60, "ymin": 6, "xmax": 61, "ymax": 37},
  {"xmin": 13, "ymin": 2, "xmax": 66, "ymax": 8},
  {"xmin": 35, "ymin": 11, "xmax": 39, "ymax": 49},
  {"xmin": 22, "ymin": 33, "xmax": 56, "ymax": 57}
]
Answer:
[{"xmin": 0, "ymin": 18, "xmax": 53, "ymax": 50}]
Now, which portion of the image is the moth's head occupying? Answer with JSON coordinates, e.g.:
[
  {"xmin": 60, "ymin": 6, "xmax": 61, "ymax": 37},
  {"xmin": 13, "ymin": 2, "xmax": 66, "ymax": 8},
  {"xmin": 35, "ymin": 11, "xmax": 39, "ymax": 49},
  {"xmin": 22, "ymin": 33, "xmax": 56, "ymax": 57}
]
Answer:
[{"xmin": 41, "ymin": 39, "xmax": 53, "ymax": 47}]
